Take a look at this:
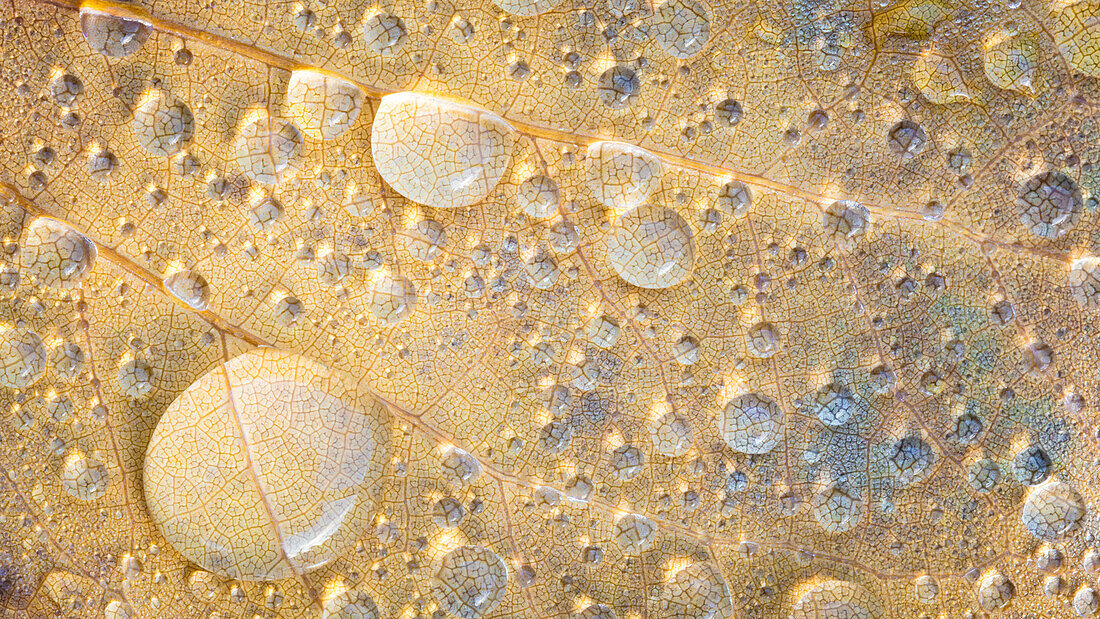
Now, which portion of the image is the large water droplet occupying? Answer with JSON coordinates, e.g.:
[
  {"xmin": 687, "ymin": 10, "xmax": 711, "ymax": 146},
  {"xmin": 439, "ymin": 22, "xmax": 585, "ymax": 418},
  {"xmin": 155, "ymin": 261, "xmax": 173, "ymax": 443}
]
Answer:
[
  {"xmin": 1017, "ymin": 171, "xmax": 1082, "ymax": 239},
  {"xmin": 430, "ymin": 545, "xmax": 508, "ymax": 618},
  {"xmin": 607, "ymin": 204, "xmax": 695, "ymax": 289},
  {"xmin": 371, "ymin": 92, "xmax": 513, "ymax": 209},
  {"xmin": 652, "ymin": 0, "xmax": 711, "ymax": 58},
  {"xmin": 0, "ymin": 325, "xmax": 46, "ymax": 389},
  {"xmin": 133, "ymin": 90, "xmax": 195, "ymax": 156},
  {"xmin": 285, "ymin": 70, "xmax": 364, "ymax": 140},
  {"xmin": 586, "ymin": 141, "xmax": 662, "ymax": 211},
  {"xmin": 367, "ymin": 270, "xmax": 417, "ymax": 323},
  {"xmin": 719, "ymin": 393, "xmax": 782, "ymax": 454},
  {"xmin": 22, "ymin": 217, "xmax": 97, "ymax": 289},
  {"xmin": 80, "ymin": 9, "xmax": 149, "ymax": 57},
  {"xmin": 143, "ymin": 348, "xmax": 393, "ymax": 580},
  {"xmin": 235, "ymin": 112, "xmax": 303, "ymax": 184}
]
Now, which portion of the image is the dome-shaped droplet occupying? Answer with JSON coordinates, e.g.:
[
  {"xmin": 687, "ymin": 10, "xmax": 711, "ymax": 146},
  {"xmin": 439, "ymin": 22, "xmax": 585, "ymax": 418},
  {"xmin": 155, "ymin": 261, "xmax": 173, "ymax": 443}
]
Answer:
[
  {"xmin": 652, "ymin": 0, "xmax": 711, "ymax": 59},
  {"xmin": 914, "ymin": 575, "xmax": 939, "ymax": 604},
  {"xmin": 586, "ymin": 141, "xmax": 662, "ymax": 211},
  {"xmin": 433, "ymin": 497, "xmax": 465, "ymax": 528},
  {"xmin": 403, "ymin": 219, "xmax": 447, "ymax": 262},
  {"xmin": 607, "ymin": 204, "xmax": 695, "ymax": 289},
  {"xmin": 715, "ymin": 98, "xmax": 743, "ymax": 128},
  {"xmin": 22, "ymin": 217, "xmax": 97, "ymax": 289},
  {"xmin": 983, "ymin": 31, "xmax": 1040, "ymax": 94},
  {"xmin": 133, "ymin": 90, "xmax": 194, "ymax": 156},
  {"xmin": 518, "ymin": 174, "xmax": 560, "ymax": 218},
  {"xmin": 716, "ymin": 180, "xmax": 752, "ymax": 217},
  {"xmin": 440, "ymin": 447, "xmax": 481, "ymax": 487},
  {"xmin": 611, "ymin": 443, "xmax": 644, "ymax": 479},
  {"xmin": 362, "ymin": 11, "xmax": 407, "ymax": 55},
  {"xmin": 1052, "ymin": 0, "xmax": 1100, "ymax": 78},
  {"xmin": 1022, "ymin": 481, "xmax": 1085, "ymax": 540},
  {"xmin": 235, "ymin": 112, "xmax": 303, "ymax": 184},
  {"xmin": 164, "ymin": 268, "xmax": 211, "ymax": 311},
  {"xmin": 656, "ymin": 562, "xmax": 729, "ymax": 618},
  {"xmin": 430, "ymin": 545, "xmax": 508, "ymax": 618},
  {"xmin": 51, "ymin": 341, "xmax": 85, "ymax": 381},
  {"xmin": 1075, "ymin": 585, "xmax": 1099, "ymax": 617},
  {"xmin": 613, "ymin": 512, "xmax": 656, "ymax": 553},
  {"xmin": 822, "ymin": 200, "xmax": 869, "ymax": 246},
  {"xmin": 1012, "ymin": 444, "xmax": 1052, "ymax": 485},
  {"xmin": 61, "ymin": 451, "xmax": 108, "ymax": 500},
  {"xmin": 791, "ymin": 579, "xmax": 882, "ymax": 618},
  {"xmin": 371, "ymin": 92, "xmax": 513, "ymax": 209},
  {"xmin": 367, "ymin": 270, "xmax": 417, "ymax": 324},
  {"xmin": 812, "ymin": 484, "xmax": 861, "ymax": 533},
  {"xmin": 672, "ymin": 335, "xmax": 699, "ymax": 365},
  {"xmin": 812, "ymin": 383, "xmax": 854, "ymax": 426},
  {"xmin": 1070, "ymin": 257, "xmax": 1100, "ymax": 309},
  {"xmin": 1017, "ymin": 171, "xmax": 1082, "ymax": 239},
  {"xmin": 652, "ymin": 411, "xmax": 694, "ymax": 457},
  {"xmin": 0, "ymin": 325, "xmax": 46, "ymax": 389},
  {"xmin": 48, "ymin": 70, "xmax": 83, "ymax": 107},
  {"xmin": 80, "ymin": 9, "xmax": 149, "ymax": 57},
  {"xmin": 745, "ymin": 321, "xmax": 780, "ymax": 358},
  {"xmin": 321, "ymin": 587, "xmax": 380, "ymax": 619},
  {"xmin": 977, "ymin": 571, "xmax": 1014, "ymax": 611},
  {"xmin": 719, "ymin": 393, "xmax": 783, "ymax": 454},
  {"xmin": 968, "ymin": 458, "xmax": 1002, "ymax": 493},
  {"xmin": 490, "ymin": 0, "xmax": 563, "ymax": 15},
  {"xmin": 886, "ymin": 120, "xmax": 927, "ymax": 158},
  {"xmin": 285, "ymin": 70, "xmax": 364, "ymax": 140},
  {"xmin": 597, "ymin": 65, "xmax": 642, "ymax": 109},
  {"xmin": 887, "ymin": 436, "xmax": 935, "ymax": 485},
  {"xmin": 143, "ymin": 348, "xmax": 393, "ymax": 580},
  {"xmin": 117, "ymin": 354, "xmax": 154, "ymax": 399}
]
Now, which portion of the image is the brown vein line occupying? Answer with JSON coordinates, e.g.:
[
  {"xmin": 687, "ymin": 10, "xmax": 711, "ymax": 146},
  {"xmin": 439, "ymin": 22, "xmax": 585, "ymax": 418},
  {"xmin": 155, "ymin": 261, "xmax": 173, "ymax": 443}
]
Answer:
[
  {"xmin": 0, "ymin": 184, "xmax": 270, "ymax": 348},
  {"xmin": 31, "ymin": 0, "xmax": 1074, "ymax": 265}
]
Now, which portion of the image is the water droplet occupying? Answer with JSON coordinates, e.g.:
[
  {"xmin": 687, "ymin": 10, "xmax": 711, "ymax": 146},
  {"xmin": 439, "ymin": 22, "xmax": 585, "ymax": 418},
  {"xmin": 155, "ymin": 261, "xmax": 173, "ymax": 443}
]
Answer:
[
  {"xmin": 51, "ymin": 341, "xmax": 85, "ymax": 381},
  {"xmin": 430, "ymin": 545, "xmax": 508, "ymax": 618},
  {"xmin": 371, "ymin": 93, "xmax": 513, "ymax": 209},
  {"xmin": 440, "ymin": 447, "xmax": 481, "ymax": 487},
  {"xmin": 745, "ymin": 321, "xmax": 780, "ymax": 358},
  {"xmin": 518, "ymin": 174, "xmax": 560, "ymax": 218},
  {"xmin": 719, "ymin": 393, "xmax": 782, "ymax": 454},
  {"xmin": 672, "ymin": 335, "xmax": 699, "ymax": 365},
  {"xmin": 491, "ymin": 0, "xmax": 562, "ymax": 15},
  {"xmin": 363, "ymin": 11, "xmax": 407, "ymax": 54},
  {"xmin": 586, "ymin": 141, "xmax": 662, "ymax": 211},
  {"xmin": 433, "ymin": 497, "xmax": 465, "ymax": 528},
  {"xmin": 1075, "ymin": 585, "xmax": 1099, "ymax": 617},
  {"xmin": 322, "ymin": 586, "xmax": 380, "ymax": 618},
  {"xmin": 651, "ymin": 411, "xmax": 693, "ymax": 457},
  {"xmin": 821, "ymin": 200, "xmax": 869, "ymax": 247},
  {"xmin": 887, "ymin": 436, "xmax": 934, "ymax": 485},
  {"xmin": 0, "ymin": 325, "xmax": 46, "ymax": 389},
  {"xmin": 716, "ymin": 180, "xmax": 752, "ymax": 217},
  {"xmin": 657, "ymin": 562, "xmax": 729, "ymax": 618},
  {"xmin": 133, "ymin": 90, "xmax": 195, "ymax": 156},
  {"xmin": 61, "ymin": 451, "xmax": 108, "ymax": 500},
  {"xmin": 977, "ymin": 571, "xmax": 1014, "ymax": 611},
  {"xmin": 812, "ymin": 484, "xmax": 861, "ymax": 532},
  {"xmin": 715, "ymin": 98, "xmax": 743, "ymax": 128},
  {"xmin": 286, "ymin": 70, "xmax": 364, "ymax": 140},
  {"xmin": 608, "ymin": 204, "xmax": 695, "ymax": 289},
  {"xmin": 525, "ymin": 249, "xmax": 560, "ymax": 289},
  {"xmin": 538, "ymin": 420, "xmax": 572, "ymax": 453},
  {"xmin": 792, "ymin": 580, "xmax": 881, "ymax": 618},
  {"xmin": 1068, "ymin": 257, "xmax": 1100, "ymax": 309},
  {"xmin": 80, "ymin": 9, "xmax": 149, "ymax": 57},
  {"xmin": 144, "ymin": 348, "xmax": 393, "ymax": 580},
  {"xmin": 983, "ymin": 31, "xmax": 1040, "ymax": 94},
  {"xmin": 117, "ymin": 353, "xmax": 154, "ymax": 399},
  {"xmin": 613, "ymin": 512, "xmax": 656, "ymax": 553},
  {"xmin": 811, "ymin": 383, "xmax": 854, "ymax": 426},
  {"xmin": 164, "ymin": 269, "xmax": 211, "ymax": 311},
  {"xmin": 652, "ymin": 0, "xmax": 711, "ymax": 59},
  {"xmin": 588, "ymin": 315, "xmax": 621, "ymax": 348},
  {"xmin": 1017, "ymin": 171, "xmax": 1082, "ymax": 239},
  {"xmin": 1052, "ymin": 0, "xmax": 1100, "ymax": 78},
  {"xmin": 611, "ymin": 443, "xmax": 644, "ymax": 479},
  {"xmin": 403, "ymin": 219, "xmax": 447, "ymax": 262},
  {"xmin": 914, "ymin": 575, "xmax": 939, "ymax": 604},
  {"xmin": 367, "ymin": 270, "xmax": 417, "ymax": 323},
  {"xmin": 249, "ymin": 194, "xmax": 284, "ymax": 230},
  {"xmin": 1012, "ymin": 444, "xmax": 1052, "ymax": 485},
  {"xmin": 48, "ymin": 69, "xmax": 83, "ymax": 107},
  {"xmin": 597, "ymin": 65, "xmax": 641, "ymax": 109},
  {"xmin": 968, "ymin": 458, "xmax": 1001, "ymax": 493},
  {"xmin": 235, "ymin": 112, "xmax": 303, "ymax": 184},
  {"xmin": 887, "ymin": 120, "xmax": 927, "ymax": 158},
  {"xmin": 910, "ymin": 47, "xmax": 971, "ymax": 104}
]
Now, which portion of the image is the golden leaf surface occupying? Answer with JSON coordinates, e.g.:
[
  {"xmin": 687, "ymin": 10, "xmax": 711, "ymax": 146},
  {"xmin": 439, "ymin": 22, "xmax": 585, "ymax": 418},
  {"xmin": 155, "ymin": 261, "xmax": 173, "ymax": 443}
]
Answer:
[{"xmin": 0, "ymin": 0, "xmax": 1099, "ymax": 616}]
